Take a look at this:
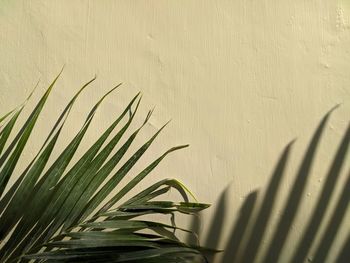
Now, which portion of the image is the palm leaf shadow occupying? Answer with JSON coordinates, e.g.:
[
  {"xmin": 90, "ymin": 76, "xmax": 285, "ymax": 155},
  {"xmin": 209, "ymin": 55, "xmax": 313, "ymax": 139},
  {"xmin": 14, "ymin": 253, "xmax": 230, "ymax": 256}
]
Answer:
[
  {"xmin": 204, "ymin": 190, "xmax": 228, "ymax": 262},
  {"xmin": 312, "ymin": 170, "xmax": 350, "ymax": 263},
  {"xmin": 221, "ymin": 191, "xmax": 258, "ymax": 262},
  {"xmin": 336, "ymin": 232, "xmax": 350, "ymax": 263},
  {"xmin": 290, "ymin": 123, "xmax": 350, "ymax": 263},
  {"xmin": 189, "ymin": 110, "xmax": 349, "ymax": 263},
  {"xmin": 262, "ymin": 109, "xmax": 332, "ymax": 263},
  {"xmin": 240, "ymin": 141, "xmax": 294, "ymax": 263}
]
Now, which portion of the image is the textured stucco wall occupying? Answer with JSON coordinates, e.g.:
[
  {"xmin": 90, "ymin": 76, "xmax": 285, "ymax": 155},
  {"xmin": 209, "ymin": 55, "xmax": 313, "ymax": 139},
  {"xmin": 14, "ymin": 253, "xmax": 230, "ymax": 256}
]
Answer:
[{"xmin": 0, "ymin": 1, "xmax": 349, "ymax": 262}]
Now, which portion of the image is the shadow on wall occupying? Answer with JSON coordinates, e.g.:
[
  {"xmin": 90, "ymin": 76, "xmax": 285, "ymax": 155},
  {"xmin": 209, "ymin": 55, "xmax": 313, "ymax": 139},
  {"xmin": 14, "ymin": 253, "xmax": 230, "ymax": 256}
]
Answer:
[{"xmin": 187, "ymin": 109, "xmax": 350, "ymax": 263}]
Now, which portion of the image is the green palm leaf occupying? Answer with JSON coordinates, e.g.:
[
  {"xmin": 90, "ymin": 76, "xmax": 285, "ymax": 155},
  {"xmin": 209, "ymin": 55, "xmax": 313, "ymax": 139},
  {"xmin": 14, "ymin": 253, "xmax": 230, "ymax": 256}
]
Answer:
[{"xmin": 0, "ymin": 74, "xmax": 209, "ymax": 263}]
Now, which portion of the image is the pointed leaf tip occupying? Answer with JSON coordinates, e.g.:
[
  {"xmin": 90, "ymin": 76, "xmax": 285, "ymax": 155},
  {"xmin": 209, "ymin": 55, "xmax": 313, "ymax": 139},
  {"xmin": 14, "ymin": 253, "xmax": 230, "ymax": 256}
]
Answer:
[{"xmin": 325, "ymin": 104, "xmax": 339, "ymax": 118}]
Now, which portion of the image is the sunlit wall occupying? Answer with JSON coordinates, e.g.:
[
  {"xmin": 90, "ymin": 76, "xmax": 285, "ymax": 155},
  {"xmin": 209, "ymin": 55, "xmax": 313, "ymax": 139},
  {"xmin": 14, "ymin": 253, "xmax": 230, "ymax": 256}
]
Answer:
[{"xmin": 0, "ymin": 1, "xmax": 349, "ymax": 262}]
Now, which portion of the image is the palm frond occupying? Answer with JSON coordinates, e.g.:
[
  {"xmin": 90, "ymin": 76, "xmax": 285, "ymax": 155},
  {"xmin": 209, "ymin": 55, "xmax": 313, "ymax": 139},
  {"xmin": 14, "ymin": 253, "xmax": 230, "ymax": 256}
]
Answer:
[{"xmin": 0, "ymin": 74, "xmax": 209, "ymax": 263}]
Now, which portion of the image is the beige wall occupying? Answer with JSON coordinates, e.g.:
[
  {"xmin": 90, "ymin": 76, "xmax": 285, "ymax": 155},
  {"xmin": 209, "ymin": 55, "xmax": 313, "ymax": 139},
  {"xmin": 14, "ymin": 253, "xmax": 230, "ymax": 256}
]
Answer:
[{"xmin": 0, "ymin": 1, "xmax": 349, "ymax": 262}]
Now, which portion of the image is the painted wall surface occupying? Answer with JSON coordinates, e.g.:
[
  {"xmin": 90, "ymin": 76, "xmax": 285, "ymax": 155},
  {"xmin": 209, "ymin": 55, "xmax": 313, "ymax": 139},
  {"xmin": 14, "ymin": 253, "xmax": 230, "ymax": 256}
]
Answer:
[{"xmin": 0, "ymin": 1, "xmax": 349, "ymax": 262}]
